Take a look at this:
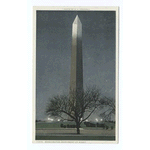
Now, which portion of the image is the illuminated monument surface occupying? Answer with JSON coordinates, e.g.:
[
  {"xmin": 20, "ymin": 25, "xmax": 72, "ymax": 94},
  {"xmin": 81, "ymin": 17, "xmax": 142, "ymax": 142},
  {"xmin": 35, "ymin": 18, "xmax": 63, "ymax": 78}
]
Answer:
[
  {"xmin": 69, "ymin": 15, "xmax": 83, "ymax": 116},
  {"xmin": 70, "ymin": 15, "xmax": 83, "ymax": 94}
]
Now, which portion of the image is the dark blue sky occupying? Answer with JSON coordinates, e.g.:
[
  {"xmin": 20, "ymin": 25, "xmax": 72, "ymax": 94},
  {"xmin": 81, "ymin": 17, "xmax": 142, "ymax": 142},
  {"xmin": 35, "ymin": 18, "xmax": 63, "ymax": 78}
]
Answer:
[{"xmin": 36, "ymin": 11, "xmax": 116, "ymax": 119}]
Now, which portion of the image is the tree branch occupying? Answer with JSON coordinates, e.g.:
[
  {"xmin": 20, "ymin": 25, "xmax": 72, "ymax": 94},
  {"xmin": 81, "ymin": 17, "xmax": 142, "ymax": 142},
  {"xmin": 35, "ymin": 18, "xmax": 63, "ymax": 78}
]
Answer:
[{"xmin": 80, "ymin": 106, "xmax": 97, "ymax": 124}]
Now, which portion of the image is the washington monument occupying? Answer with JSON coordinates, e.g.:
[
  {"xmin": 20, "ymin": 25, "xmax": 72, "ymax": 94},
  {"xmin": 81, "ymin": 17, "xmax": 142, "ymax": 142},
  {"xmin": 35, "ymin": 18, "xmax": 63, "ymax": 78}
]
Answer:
[
  {"xmin": 69, "ymin": 15, "xmax": 83, "ymax": 115},
  {"xmin": 70, "ymin": 15, "xmax": 83, "ymax": 93}
]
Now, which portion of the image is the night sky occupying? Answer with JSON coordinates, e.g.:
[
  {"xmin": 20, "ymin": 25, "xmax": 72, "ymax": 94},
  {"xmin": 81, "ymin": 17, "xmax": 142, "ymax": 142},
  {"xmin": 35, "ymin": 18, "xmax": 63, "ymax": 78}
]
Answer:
[{"xmin": 36, "ymin": 11, "xmax": 116, "ymax": 120}]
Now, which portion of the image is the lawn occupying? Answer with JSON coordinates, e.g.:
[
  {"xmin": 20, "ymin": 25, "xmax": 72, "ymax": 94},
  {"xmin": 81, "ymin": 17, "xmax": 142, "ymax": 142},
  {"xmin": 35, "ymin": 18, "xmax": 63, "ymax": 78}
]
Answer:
[
  {"xmin": 36, "ymin": 121, "xmax": 115, "ymax": 129},
  {"xmin": 36, "ymin": 121, "xmax": 86, "ymax": 129},
  {"xmin": 35, "ymin": 122, "xmax": 115, "ymax": 141}
]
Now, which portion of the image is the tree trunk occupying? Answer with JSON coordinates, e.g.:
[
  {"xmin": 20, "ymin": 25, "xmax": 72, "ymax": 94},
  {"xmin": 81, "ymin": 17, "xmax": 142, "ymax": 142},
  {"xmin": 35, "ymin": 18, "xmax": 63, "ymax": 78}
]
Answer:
[{"xmin": 76, "ymin": 122, "xmax": 80, "ymax": 134}]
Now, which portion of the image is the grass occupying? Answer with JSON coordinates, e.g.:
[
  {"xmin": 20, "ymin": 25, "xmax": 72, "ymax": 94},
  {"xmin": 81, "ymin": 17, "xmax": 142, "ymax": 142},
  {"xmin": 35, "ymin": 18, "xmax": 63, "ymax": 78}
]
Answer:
[
  {"xmin": 36, "ymin": 121, "xmax": 115, "ymax": 129},
  {"xmin": 36, "ymin": 122, "xmax": 61, "ymax": 129},
  {"xmin": 36, "ymin": 121, "xmax": 86, "ymax": 129},
  {"xmin": 36, "ymin": 122, "xmax": 115, "ymax": 141}
]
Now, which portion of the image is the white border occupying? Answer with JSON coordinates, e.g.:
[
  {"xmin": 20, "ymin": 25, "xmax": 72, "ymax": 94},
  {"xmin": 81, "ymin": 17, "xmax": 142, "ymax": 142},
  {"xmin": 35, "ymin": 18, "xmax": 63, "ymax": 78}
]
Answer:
[{"xmin": 32, "ymin": 6, "xmax": 119, "ymax": 144}]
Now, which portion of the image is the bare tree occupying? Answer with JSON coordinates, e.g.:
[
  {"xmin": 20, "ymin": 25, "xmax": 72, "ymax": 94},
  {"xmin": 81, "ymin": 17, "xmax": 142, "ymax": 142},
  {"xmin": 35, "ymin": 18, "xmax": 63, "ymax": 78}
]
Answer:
[
  {"xmin": 45, "ymin": 86, "xmax": 101, "ymax": 134},
  {"xmin": 98, "ymin": 96, "xmax": 115, "ymax": 121}
]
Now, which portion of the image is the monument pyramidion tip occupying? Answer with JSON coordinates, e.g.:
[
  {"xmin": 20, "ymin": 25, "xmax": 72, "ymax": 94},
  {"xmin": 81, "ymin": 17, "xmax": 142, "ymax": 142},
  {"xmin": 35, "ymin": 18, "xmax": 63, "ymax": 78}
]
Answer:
[{"xmin": 73, "ymin": 15, "xmax": 81, "ymax": 24}]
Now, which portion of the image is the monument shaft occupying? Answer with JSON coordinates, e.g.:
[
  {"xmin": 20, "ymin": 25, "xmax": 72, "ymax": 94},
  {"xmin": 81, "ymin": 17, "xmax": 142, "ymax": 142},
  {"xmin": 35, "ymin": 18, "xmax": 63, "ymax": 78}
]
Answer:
[
  {"xmin": 70, "ymin": 15, "xmax": 83, "ymax": 93},
  {"xmin": 68, "ymin": 15, "xmax": 83, "ymax": 118}
]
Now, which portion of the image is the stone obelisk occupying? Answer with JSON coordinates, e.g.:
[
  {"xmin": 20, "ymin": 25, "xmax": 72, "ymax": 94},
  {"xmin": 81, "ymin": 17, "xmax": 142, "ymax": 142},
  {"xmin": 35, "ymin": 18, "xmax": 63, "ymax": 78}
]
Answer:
[
  {"xmin": 70, "ymin": 15, "xmax": 83, "ymax": 93},
  {"xmin": 69, "ymin": 15, "xmax": 83, "ymax": 118}
]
